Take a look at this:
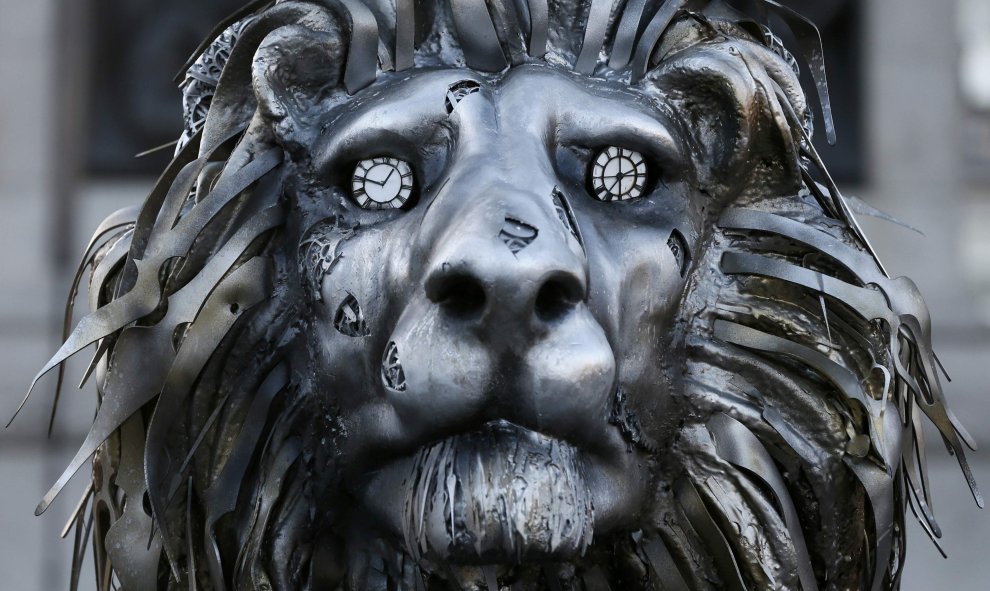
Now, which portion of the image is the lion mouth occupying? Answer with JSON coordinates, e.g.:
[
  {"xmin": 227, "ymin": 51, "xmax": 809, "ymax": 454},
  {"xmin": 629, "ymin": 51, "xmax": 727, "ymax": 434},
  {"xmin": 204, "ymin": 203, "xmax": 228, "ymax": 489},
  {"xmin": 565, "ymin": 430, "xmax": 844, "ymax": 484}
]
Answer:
[{"xmin": 357, "ymin": 421, "xmax": 595, "ymax": 566}]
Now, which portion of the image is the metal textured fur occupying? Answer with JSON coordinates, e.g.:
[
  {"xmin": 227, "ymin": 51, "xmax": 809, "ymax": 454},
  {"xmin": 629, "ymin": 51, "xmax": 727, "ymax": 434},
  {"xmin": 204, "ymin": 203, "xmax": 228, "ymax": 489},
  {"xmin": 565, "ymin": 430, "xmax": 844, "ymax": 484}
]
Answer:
[{"xmin": 21, "ymin": 0, "xmax": 980, "ymax": 589}]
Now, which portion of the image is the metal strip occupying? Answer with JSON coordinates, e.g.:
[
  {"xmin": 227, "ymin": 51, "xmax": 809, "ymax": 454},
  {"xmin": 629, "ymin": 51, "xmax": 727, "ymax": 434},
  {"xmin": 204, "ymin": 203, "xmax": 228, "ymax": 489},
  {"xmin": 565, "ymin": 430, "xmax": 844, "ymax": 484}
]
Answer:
[
  {"xmin": 103, "ymin": 415, "xmax": 163, "ymax": 591},
  {"xmin": 88, "ymin": 231, "xmax": 135, "ymax": 314},
  {"xmin": 144, "ymin": 256, "xmax": 273, "ymax": 577},
  {"xmin": 750, "ymin": 0, "xmax": 768, "ymax": 26},
  {"xmin": 21, "ymin": 132, "xmax": 205, "ymax": 427},
  {"xmin": 901, "ymin": 395, "xmax": 940, "ymax": 535},
  {"xmin": 450, "ymin": 0, "xmax": 509, "ymax": 71},
  {"xmin": 718, "ymin": 208, "xmax": 878, "ymax": 280},
  {"xmin": 69, "ymin": 501, "xmax": 94, "ymax": 591},
  {"xmin": 80, "ymin": 206, "xmax": 142, "ymax": 264},
  {"xmin": 630, "ymin": 0, "xmax": 688, "ymax": 82},
  {"xmin": 394, "ymin": 0, "xmax": 416, "ymax": 70},
  {"xmin": 844, "ymin": 457, "xmax": 894, "ymax": 591},
  {"xmin": 707, "ymin": 413, "xmax": 819, "ymax": 591},
  {"xmin": 186, "ymin": 477, "xmax": 199, "ymax": 591},
  {"xmin": 575, "ymin": 0, "xmax": 619, "ymax": 73},
  {"xmin": 494, "ymin": 0, "xmax": 530, "ymax": 64},
  {"xmin": 719, "ymin": 208, "xmax": 984, "ymax": 509},
  {"xmin": 608, "ymin": 0, "xmax": 649, "ymax": 69},
  {"xmin": 771, "ymin": 84, "xmax": 885, "ymax": 275},
  {"xmin": 128, "ymin": 128, "xmax": 206, "ymax": 264},
  {"xmin": 232, "ymin": 436, "xmax": 303, "ymax": 587},
  {"xmin": 720, "ymin": 252, "xmax": 894, "ymax": 325},
  {"xmin": 35, "ymin": 209, "xmax": 283, "ymax": 516},
  {"xmin": 203, "ymin": 363, "xmax": 290, "ymax": 588},
  {"xmin": 23, "ymin": 149, "xmax": 282, "ymax": 413},
  {"xmin": 78, "ymin": 337, "xmax": 113, "ymax": 391},
  {"xmin": 640, "ymin": 536, "xmax": 690, "ymax": 591},
  {"xmin": 714, "ymin": 320, "xmax": 884, "ymax": 450},
  {"xmin": 525, "ymin": 0, "xmax": 549, "ymax": 56},
  {"xmin": 162, "ymin": 390, "xmax": 233, "ymax": 510},
  {"xmin": 174, "ymin": 0, "xmax": 275, "ymax": 83},
  {"xmin": 334, "ymin": 0, "xmax": 382, "ymax": 93},
  {"xmin": 51, "ymin": 208, "xmax": 139, "ymax": 434},
  {"xmin": 155, "ymin": 159, "xmax": 207, "ymax": 236},
  {"xmin": 761, "ymin": 0, "xmax": 835, "ymax": 145},
  {"xmin": 60, "ymin": 486, "xmax": 94, "ymax": 540},
  {"xmin": 673, "ymin": 477, "xmax": 748, "ymax": 591}
]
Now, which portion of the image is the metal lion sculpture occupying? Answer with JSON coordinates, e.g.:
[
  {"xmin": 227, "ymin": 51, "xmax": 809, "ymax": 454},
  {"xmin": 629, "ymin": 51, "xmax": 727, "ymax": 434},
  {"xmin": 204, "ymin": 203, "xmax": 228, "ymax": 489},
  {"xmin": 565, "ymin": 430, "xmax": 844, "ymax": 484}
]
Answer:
[{"xmin": 19, "ymin": 0, "xmax": 981, "ymax": 589}]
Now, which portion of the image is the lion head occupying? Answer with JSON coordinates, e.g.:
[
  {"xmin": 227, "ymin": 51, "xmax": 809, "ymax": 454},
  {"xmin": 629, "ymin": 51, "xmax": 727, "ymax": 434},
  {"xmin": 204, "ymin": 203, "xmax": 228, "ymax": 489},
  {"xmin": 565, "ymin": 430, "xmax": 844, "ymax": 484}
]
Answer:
[{"xmin": 24, "ymin": 1, "xmax": 979, "ymax": 590}]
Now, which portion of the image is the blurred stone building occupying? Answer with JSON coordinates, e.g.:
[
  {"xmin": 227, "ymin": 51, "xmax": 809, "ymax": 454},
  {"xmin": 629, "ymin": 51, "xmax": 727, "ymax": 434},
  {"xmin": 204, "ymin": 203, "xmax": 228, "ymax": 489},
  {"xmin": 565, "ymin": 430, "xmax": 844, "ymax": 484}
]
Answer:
[{"xmin": 1, "ymin": 1, "xmax": 987, "ymax": 589}]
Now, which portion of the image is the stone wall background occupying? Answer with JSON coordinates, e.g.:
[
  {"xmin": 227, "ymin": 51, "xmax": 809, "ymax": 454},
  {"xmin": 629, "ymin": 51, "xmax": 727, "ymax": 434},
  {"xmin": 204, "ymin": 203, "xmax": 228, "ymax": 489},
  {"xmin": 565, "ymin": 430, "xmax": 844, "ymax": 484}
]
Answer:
[{"xmin": 1, "ymin": 1, "xmax": 988, "ymax": 588}]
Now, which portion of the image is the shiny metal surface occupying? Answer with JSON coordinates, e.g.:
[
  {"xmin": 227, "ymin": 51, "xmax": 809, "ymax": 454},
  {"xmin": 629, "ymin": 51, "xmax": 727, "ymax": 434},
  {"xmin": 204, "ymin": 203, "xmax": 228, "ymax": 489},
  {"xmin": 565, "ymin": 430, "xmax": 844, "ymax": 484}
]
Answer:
[{"xmin": 19, "ymin": 1, "xmax": 979, "ymax": 589}]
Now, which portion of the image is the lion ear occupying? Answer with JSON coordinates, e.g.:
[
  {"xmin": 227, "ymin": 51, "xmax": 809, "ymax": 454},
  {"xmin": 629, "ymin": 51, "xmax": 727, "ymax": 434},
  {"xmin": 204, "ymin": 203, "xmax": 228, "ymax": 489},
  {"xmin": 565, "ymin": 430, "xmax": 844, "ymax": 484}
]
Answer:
[
  {"xmin": 253, "ymin": 24, "xmax": 348, "ymax": 150},
  {"xmin": 651, "ymin": 40, "xmax": 804, "ymax": 198}
]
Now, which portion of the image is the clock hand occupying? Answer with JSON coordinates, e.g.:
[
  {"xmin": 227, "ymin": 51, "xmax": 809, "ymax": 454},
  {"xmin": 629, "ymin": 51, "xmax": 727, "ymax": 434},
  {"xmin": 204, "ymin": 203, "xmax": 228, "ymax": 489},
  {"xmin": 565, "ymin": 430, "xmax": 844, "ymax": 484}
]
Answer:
[
  {"xmin": 381, "ymin": 167, "xmax": 396, "ymax": 186},
  {"xmin": 365, "ymin": 166, "xmax": 397, "ymax": 187},
  {"xmin": 363, "ymin": 168, "xmax": 390, "ymax": 187}
]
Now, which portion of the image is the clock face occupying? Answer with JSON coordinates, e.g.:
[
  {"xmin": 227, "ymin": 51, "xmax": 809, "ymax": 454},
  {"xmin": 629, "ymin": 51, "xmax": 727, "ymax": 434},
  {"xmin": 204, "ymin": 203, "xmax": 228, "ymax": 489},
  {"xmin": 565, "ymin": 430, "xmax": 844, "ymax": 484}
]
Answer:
[
  {"xmin": 351, "ymin": 157, "xmax": 414, "ymax": 209},
  {"xmin": 590, "ymin": 147, "xmax": 648, "ymax": 202}
]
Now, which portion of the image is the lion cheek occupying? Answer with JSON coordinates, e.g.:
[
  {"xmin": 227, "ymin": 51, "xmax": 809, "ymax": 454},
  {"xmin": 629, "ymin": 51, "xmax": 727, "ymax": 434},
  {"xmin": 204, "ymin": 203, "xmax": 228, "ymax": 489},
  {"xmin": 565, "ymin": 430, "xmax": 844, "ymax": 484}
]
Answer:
[
  {"xmin": 377, "ymin": 298, "xmax": 497, "ymax": 441},
  {"xmin": 514, "ymin": 307, "xmax": 618, "ymax": 446}
]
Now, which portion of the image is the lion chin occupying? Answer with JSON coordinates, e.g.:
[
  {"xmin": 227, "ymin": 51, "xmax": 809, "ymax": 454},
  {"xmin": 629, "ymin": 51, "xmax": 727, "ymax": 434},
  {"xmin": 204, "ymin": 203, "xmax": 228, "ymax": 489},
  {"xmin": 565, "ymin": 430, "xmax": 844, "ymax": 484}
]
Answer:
[{"xmin": 356, "ymin": 421, "xmax": 595, "ymax": 567}]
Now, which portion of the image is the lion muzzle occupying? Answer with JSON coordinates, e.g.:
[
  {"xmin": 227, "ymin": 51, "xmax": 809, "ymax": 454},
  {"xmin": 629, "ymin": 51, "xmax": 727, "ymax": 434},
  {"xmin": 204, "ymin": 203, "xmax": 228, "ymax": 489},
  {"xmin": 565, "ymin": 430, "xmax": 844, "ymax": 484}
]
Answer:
[{"xmin": 362, "ymin": 421, "xmax": 595, "ymax": 566}]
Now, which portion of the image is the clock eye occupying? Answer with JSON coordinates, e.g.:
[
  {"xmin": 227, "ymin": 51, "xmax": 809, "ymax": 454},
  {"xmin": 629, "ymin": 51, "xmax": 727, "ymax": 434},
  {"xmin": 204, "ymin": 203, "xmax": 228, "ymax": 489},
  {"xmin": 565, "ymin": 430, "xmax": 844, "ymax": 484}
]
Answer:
[
  {"xmin": 589, "ymin": 147, "xmax": 648, "ymax": 202},
  {"xmin": 351, "ymin": 157, "xmax": 415, "ymax": 210}
]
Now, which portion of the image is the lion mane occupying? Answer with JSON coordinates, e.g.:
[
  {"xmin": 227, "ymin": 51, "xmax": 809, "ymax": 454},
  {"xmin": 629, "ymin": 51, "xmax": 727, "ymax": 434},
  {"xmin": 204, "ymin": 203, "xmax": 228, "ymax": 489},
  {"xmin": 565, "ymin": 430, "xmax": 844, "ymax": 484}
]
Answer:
[{"xmin": 21, "ymin": 1, "xmax": 979, "ymax": 590}]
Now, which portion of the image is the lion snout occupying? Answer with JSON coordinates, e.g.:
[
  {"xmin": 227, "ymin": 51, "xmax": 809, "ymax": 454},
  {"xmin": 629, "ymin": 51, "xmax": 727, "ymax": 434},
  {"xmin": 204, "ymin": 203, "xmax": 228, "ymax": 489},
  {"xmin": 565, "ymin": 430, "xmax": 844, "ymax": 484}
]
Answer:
[{"xmin": 376, "ymin": 179, "xmax": 622, "ymax": 453}]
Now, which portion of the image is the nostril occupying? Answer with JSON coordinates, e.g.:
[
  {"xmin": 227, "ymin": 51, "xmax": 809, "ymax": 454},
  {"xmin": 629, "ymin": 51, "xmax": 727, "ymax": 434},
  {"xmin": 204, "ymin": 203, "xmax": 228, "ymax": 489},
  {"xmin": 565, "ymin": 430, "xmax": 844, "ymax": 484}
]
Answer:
[
  {"xmin": 535, "ymin": 276, "xmax": 582, "ymax": 322},
  {"xmin": 432, "ymin": 274, "xmax": 487, "ymax": 320}
]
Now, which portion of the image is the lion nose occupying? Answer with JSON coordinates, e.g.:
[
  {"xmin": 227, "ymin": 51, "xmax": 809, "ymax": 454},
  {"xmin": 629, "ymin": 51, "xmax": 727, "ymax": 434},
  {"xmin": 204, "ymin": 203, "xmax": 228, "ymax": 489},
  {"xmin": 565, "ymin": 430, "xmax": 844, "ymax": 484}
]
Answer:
[
  {"xmin": 426, "ymin": 268, "xmax": 584, "ymax": 325},
  {"xmin": 423, "ymin": 227, "xmax": 586, "ymax": 333}
]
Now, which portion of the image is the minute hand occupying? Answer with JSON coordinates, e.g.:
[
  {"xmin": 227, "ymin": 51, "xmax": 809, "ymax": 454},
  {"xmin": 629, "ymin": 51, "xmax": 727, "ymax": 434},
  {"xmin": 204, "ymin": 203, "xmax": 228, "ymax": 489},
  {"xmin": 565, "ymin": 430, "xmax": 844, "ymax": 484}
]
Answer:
[{"xmin": 378, "ymin": 168, "xmax": 396, "ymax": 186}]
